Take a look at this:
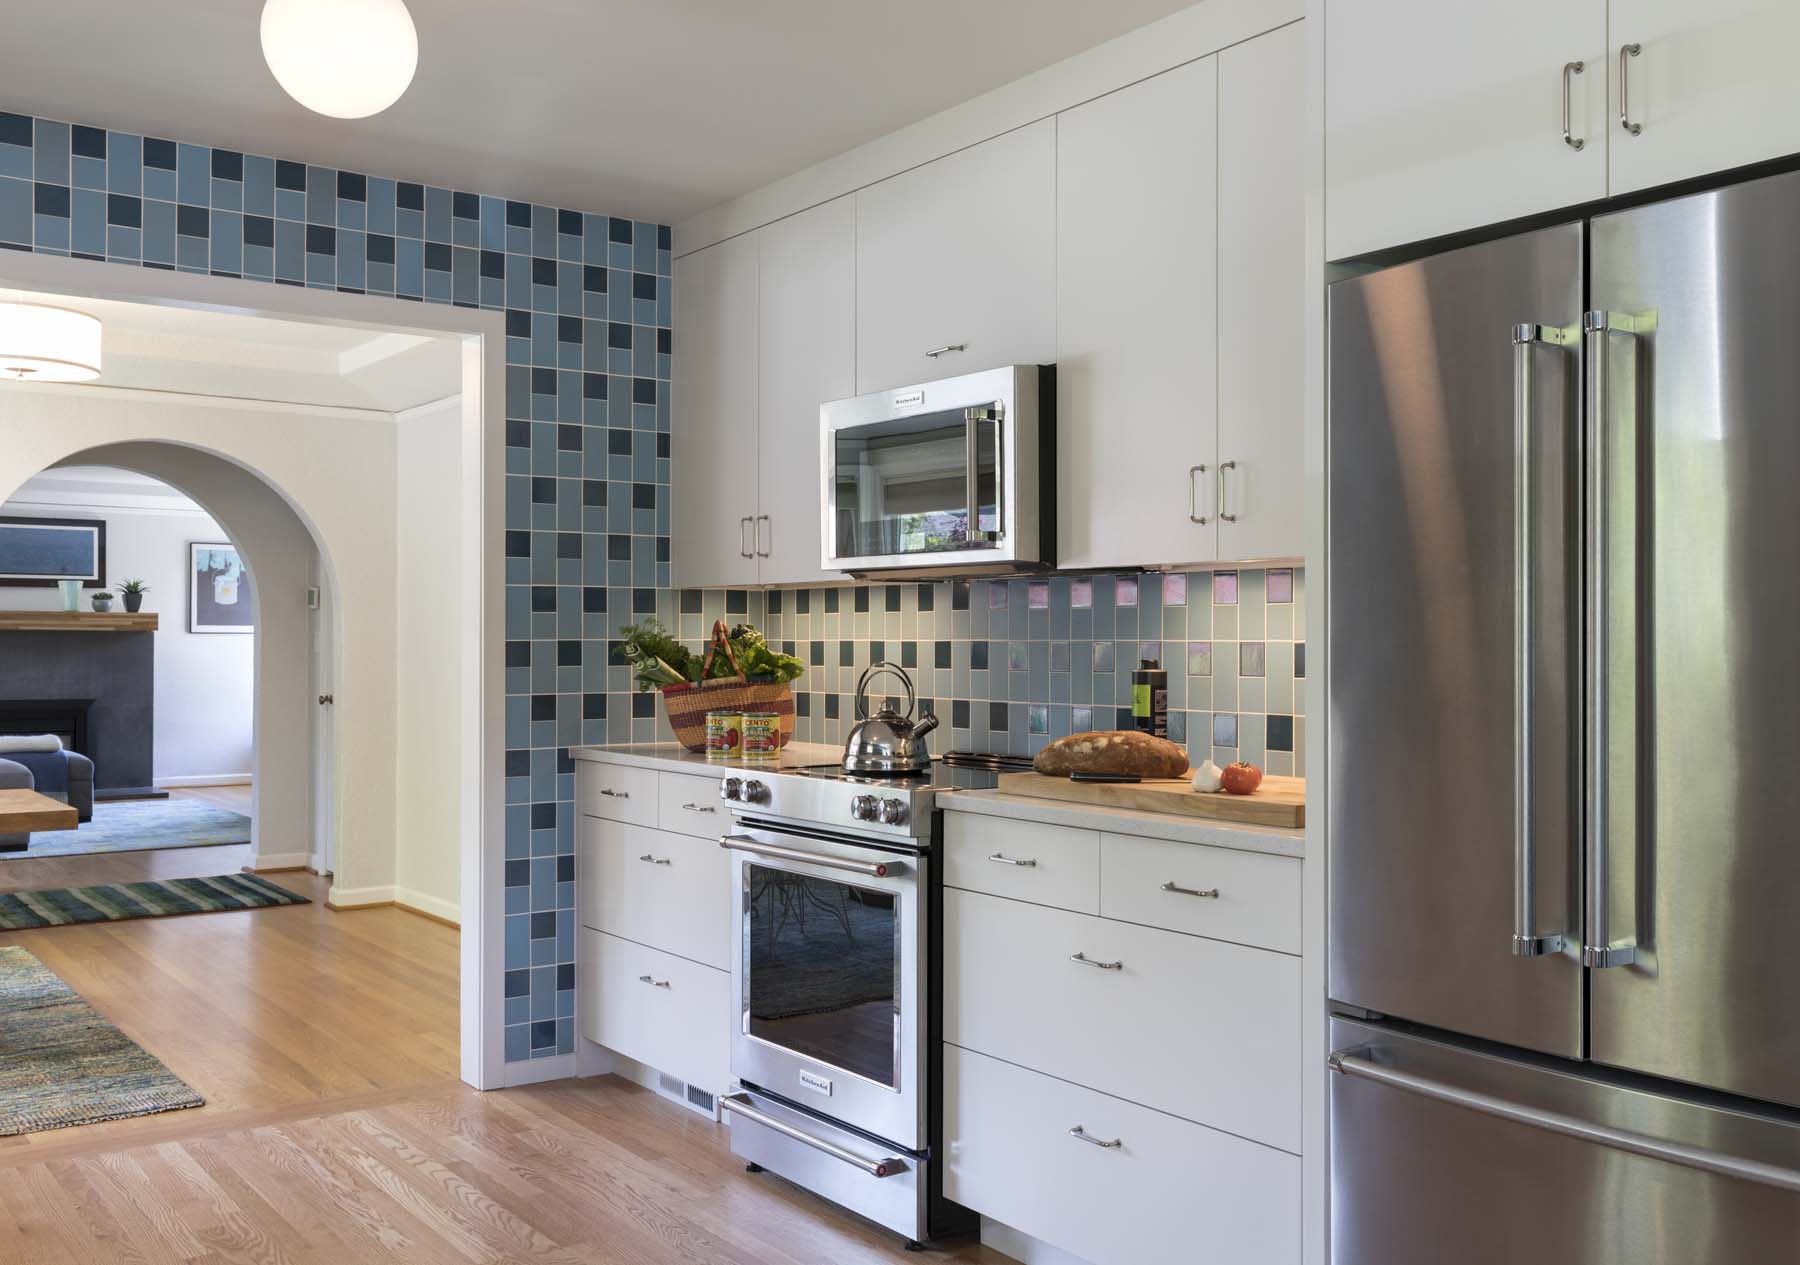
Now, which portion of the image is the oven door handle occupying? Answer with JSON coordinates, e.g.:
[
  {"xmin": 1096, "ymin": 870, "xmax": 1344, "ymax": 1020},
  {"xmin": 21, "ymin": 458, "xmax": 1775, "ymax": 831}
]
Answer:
[
  {"xmin": 719, "ymin": 835, "xmax": 906, "ymax": 879},
  {"xmin": 719, "ymin": 1093, "xmax": 910, "ymax": 1178}
]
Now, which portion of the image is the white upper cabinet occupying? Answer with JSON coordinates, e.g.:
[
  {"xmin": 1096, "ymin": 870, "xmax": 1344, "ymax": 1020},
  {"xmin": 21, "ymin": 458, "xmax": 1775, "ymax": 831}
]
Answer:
[
  {"xmin": 1608, "ymin": 0, "xmax": 1800, "ymax": 195},
  {"xmin": 855, "ymin": 120, "xmax": 1057, "ymax": 394},
  {"xmin": 1218, "ymin": 20, "xmax": 1306, "ymax": 561},
  {"xmin": 1326, "ymin": 0, "xmax": 1608, "ymax": 260},
  {"xmin": 1056, "ymin": 59, "xmax": 1219, "ymax": 571},
  {"xmin": 671, "ymin": 232, "xmax": 759, "ymax": 589},
  {"xmin": 757, "ymin": 197, "xmax": 856, "ymax": 586}
]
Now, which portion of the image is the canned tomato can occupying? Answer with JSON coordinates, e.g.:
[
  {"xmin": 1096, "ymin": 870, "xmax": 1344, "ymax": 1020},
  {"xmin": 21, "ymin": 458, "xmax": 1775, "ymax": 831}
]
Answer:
[
  {"xmin": 741, "ymin": 711, "xmax": 782, "ymax": 760},
  {"xmin": 704, "ymin": 711, "xmax": 743, "ymax": 759}
]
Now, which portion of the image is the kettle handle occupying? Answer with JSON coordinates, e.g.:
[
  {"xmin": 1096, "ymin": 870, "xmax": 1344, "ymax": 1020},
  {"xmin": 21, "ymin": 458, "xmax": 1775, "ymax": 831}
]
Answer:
[{"xmin": 854, "ymin": 661, "xmax": 916, "ymax": 721}]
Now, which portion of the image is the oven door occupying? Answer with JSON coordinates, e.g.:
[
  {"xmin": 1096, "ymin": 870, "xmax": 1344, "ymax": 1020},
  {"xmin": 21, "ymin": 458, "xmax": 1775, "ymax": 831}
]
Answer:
[
  {"xmin": 821, "ymin": 364, "xmax": 1042, "ymax": 573},
  {"xmin": 724, "ymin": 822, "xmax": 925, "ymax": 1151}
]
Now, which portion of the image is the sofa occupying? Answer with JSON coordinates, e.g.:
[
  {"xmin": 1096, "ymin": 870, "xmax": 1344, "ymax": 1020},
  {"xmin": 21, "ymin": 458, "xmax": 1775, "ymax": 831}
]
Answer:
[
  {"xmin": 0, "ymin": 757, "xmax": 31, "ymax": 851},
  {"xmin": 3, "ymin": 748, "xmax": 96, "ymax": 821}
]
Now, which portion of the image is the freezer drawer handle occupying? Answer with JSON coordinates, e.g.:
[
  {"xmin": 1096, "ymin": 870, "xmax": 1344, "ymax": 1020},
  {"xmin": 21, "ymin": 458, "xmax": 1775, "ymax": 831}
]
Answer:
[
  {"xmin": 1068, "ymin": 1125, "xmax": 1123, "ymax": 1150},
  {"xmin": 1070, "ymin": 952, "xmax": 1124, "ymax": 971},
  {"xmin": 1161, "ymin": 880, "xmax": 1220, "ymax": 899},
  {"xmin": 719, "ymin": 1092, "xmax": 910, "ymax": 1178},
  {"xmin": 1329, "ymin": 1050, "xmax": 1800, "ymax": 1195},
  {"xmin": 719, "ymin": 835, "xmax": 904, "ymax": 879},
  {"xmin": 1510, "ymin": 321, "xmax": 1576, "ymax": 959}
]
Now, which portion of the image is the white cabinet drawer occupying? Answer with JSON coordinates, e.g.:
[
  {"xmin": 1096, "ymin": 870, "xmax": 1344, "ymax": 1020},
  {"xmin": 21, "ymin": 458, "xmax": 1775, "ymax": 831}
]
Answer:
[
  {"xmin": 944, "ymin": 1045, "xmax": 1299, "ymax": 1265},
  {"xmin": 943, "ymin": 812, "xmax": 1099, "ymax": 914},
  {"xmin": 945, "ymin": 887, "xmax": 1301, "ymax": 1152},
  {"xmin": 1100, "ymin": 832, "xmax": 1301, "ymax": 954},
  {"xmin": 578, "ymin": 819, "xmax": 729, "ymax": 969},
  {"xmin": 576, "ymin": 762, "xmax": 657, "ymax": 826},
  {"xmin": 578, "ymin": 928, "xmax": 729, "ymax": 1095},
  {"xmin": 657, "ymin": 771, "xmax": 728, "ymax": 839}
]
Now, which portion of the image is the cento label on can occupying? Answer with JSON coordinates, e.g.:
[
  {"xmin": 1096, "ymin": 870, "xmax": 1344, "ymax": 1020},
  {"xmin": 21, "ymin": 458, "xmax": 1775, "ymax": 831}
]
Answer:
[
  {"xmin": 741, "ymin": 712, "xmax": 781, "ymax": 760},
  {"xmin": 705, "ymin": 711, "xmax": 743, "ymax": 758}
]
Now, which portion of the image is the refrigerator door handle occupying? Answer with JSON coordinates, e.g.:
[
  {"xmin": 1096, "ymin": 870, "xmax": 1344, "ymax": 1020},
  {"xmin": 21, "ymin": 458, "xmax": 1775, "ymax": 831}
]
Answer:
[
  {"xmin": 1584, "ymin": 310, "xmax": 1642, "ymax": 970},
  {"xmin": 1512, "ymin": 321, "xmax": 1576, "ymax": 958},
  {"xmin": 1329, "ymin": 1049, "xmax": 1800, "ymax": 1194}
]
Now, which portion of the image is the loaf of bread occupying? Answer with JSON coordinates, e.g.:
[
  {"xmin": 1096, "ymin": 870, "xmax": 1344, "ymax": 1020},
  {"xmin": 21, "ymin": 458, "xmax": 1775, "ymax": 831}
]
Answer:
[{"xmin": 1032, "ymin": 730, "xmax": 1190, "ymax": 779}]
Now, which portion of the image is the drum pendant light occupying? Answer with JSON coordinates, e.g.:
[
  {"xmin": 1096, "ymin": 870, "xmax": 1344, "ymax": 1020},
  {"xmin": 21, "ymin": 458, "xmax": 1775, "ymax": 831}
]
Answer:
[{"xmin": 0, "ymin": 303, "xmax": 103, "ymax": 383}]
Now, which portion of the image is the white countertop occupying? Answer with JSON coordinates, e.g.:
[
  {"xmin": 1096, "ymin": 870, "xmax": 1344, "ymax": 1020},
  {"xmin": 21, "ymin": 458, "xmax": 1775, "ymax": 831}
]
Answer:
[
  {"xmin": 936, "ymin": 788, "xmax": 1305, "ymax": 858},
  {"xmin": 570, "ymin": 740, "xmax": 845, "ymax": 776}
]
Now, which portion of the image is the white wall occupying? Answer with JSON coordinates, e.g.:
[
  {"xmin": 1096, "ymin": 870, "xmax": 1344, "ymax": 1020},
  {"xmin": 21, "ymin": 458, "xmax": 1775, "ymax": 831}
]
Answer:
[{"xmin": 0, "ymin": 492, "xmax": 256, "ymax": 783}]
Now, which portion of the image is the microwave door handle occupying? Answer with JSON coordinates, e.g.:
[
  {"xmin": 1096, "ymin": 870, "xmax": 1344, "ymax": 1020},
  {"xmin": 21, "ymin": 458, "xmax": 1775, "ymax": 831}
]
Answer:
[{"xmin": 964, "ymin": 403, "xmax": 1003, "ymax": 544}]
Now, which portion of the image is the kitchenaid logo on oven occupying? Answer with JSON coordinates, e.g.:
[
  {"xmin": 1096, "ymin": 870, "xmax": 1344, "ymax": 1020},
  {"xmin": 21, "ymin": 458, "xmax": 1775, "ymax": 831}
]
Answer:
[{"xmin": 798, "ymin": 1069, "xmax": 833, "ymax": 1097}]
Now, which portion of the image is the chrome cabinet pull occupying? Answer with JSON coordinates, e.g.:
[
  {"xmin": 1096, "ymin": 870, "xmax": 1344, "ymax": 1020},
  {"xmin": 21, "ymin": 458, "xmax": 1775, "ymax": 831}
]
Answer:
[
  {"xmin": 638, "ymin": 853, "xmax": 671, "ymax": 866},
  {"xmin": 681, "ymin": 802, "xmax": 717, "ymax": 814},
  {"xmin": 599, "ymin": 787, "xmax": 630, "ymax": 799},
  {"xmin": 739, "ymin": 515, "xmax": 754, "ymax": 558},
  {"xmin": 924, "ymin": 343, "xmax": 967, "ymax": 359},
  {"xmin": 755, "ymin": 514, "xmax": 771, "ymax": 558},
  {"xmin": 1161, "ymin": 880, "xmax": 1220, "ymax": 899},
  {"xmin": 720, "ymin": 1093, "xmax": 909, "ymax": 1178},
  {"xmin": 1618, "ymin": 43, "xmax": 1642, "ymax": 135},
  {"xmin": 1187, "ymin": 464, "xmax": 1210, "ymax": 525},
  {"xmin": 1217, "ymin": 459, "xmax": 1239, "ymax": 523},
  {"xmin": 988, "ymin": 852, "xmax": 1038, "ymax": 867},
  {"xmin": 637, "ymin": 974, "xmax": 671, "ymax": 988},
  {"xmin": 1511, "ymin": 321, "xmax": 1575, "ymax": 958},
  {"xmin": 1070, "ymin": 952, "xmax": 1123, "ymax": 971},
  {"xmin": 1561, "ymin": 60, "xmax": 1585, "ymax": 150},
  {"xmin": 1068, "ymin": 1125, "xmax": 1123, "ymax": 1150},
  {"xmin": 1582, "ymin": 311, "xmax": 1640, "ymax": 970},
  {"xmin": 1330, "ymin": 1051, "xmax": 1800, "ymax": 1194}
]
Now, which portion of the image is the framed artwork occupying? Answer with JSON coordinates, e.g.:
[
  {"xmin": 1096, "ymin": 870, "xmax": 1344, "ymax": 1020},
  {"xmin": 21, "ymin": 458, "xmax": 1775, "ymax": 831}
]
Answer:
[
  {"xmin": 189, "ymin": 542, "xmax": 255, "ymax": 633},
  {"xmin": 0, "ymin": 516, "xmax": 106, "ymax": 587}
]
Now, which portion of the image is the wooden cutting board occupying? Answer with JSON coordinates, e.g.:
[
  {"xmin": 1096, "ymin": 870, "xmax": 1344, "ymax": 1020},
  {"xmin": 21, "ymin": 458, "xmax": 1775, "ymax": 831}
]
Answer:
[{"xmin": 995, "ymin": 772, "xmax": 1305, "ymax": 828}]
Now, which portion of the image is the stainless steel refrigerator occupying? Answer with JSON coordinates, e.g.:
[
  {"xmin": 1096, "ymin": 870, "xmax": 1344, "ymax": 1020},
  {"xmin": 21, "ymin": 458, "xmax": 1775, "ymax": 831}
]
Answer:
[{"xmin": 1328, "ymin": 167, "xmax": 1800, "ymax": 1263}]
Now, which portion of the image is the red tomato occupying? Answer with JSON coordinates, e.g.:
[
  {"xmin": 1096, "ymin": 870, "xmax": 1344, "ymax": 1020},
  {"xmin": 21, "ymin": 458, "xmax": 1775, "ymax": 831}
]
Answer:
[{"xmin": 1220, "ymin": 762, "xmax": 1263, "ymax": 795}]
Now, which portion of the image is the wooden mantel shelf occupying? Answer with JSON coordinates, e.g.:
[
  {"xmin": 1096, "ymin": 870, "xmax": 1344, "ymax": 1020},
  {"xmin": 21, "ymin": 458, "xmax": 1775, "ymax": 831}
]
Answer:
[{"xmin": 0, "ymin": 610, "xmax": 159, "ymax": 632}]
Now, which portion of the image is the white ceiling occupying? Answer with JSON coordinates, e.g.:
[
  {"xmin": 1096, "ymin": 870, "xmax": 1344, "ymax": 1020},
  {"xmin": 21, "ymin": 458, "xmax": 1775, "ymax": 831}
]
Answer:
[
  {"xmin": 9, "ymin": 0, "xmax": 1200, "ymax": 224},
  {"xmin": 4, "ymin": 465, "xmax": 209, "ymax": 517}
]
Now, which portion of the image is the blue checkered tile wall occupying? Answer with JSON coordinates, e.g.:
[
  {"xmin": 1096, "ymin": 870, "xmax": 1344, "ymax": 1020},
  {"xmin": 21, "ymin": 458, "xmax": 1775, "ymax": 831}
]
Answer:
[{"xmin": 0, "ymin": 109, "xmax": 668, "ymax": 1065}]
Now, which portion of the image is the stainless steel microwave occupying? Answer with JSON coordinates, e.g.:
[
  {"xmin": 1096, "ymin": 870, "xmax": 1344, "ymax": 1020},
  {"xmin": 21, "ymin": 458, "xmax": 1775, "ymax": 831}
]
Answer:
[{"xmin": 820, "ymin": 364, "xmax": 1054, "ymax": 576}]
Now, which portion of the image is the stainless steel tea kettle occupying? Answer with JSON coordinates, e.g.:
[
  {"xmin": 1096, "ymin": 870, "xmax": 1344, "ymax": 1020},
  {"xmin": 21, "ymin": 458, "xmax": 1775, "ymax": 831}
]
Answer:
[{"xmin": 843, "ymin": 662, "xmax": 939, "ymax": 774}]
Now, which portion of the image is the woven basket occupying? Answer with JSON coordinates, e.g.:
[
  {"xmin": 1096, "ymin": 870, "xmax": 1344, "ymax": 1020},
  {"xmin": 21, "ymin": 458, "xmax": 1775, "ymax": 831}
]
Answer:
[{"xmin": 660, "ymin": 621, "xmax": 797, "ymax": 753}]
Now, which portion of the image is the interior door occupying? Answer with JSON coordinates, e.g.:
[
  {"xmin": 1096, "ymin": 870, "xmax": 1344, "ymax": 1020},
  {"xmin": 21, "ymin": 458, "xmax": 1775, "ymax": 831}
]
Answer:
[
  {"xmin": 672, "ymin": 232, "xmax": 760, "ymax": 587},
  {"xmin": 1608, "ymin": 0, "xmax": 1800, "ymax": 197},
  {"xmin": 1328, "ymin": 223, "xmax": 1584, "ymax": 1057},
  {"xmin": 757, "ymin": 196, "xmax": 854, "ymax": 585},
  {"xmin": 1588, "ymin": 169, "xmax": 1800, "ymax": 1109}
]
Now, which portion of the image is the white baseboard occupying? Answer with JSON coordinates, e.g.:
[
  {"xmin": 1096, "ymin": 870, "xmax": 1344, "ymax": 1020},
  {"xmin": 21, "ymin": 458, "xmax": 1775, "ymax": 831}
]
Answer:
[
  {"xmin": 248, "ymin": 849, "xmax": 313, "ymax": 871},
  {"xmin": 394, "ymin": 886, "xmax": 460, "ymax": 926},
  {"xmin": 326, "ymin": 883, "xmax": 395, "ymax": 909},
  {"xmin": 501, "ymin": 1052, "xmax": 577, "ymax": 1087},
  {"xmin": 981, "ymin": 1218, "xmax": 1090, "ymax": 1265},
  {"xmin": 155, "ymin": 774, "xmax": 252, "ymax": 788}
]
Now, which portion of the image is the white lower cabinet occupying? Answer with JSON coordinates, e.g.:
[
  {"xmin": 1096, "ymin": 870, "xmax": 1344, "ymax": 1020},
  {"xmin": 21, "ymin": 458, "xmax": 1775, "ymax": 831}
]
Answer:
[
  {"xmin": 578, "ymin": 818, "xmax": 729, "ymax": 970},
  {"xmin": 944, "ymin": 1045, "xmax": 1300, "ymax": 1265},
  {"xmin": 578, "ymin": 927, "xmax": 729, "ymax": 1096}
]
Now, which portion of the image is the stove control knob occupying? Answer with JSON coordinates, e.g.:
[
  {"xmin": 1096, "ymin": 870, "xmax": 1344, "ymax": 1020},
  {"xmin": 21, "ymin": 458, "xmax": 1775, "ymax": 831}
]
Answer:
[
  {"xmin": 879, "ymin": 798, "xmax": 907, "ymax": 826},
  {"xmin": 850, "ymin": 794, "xmax": 879, "ymax": 822},
  {"xmin": 742, "ymin": 779, "xmax": 769, "ymax": 804},
  {"xmin": 720, "ymin": 777, "xmax": 742, "ymax": 802}
]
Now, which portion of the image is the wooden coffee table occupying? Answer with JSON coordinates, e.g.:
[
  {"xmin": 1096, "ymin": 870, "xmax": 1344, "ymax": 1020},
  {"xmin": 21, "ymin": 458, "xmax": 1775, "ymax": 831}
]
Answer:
[{"xmin": 0, "ymin": 788, "xmax": 79, "ymax": 833}]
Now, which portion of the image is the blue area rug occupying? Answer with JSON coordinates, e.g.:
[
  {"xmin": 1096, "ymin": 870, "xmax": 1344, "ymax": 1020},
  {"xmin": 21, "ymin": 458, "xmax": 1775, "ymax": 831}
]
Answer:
[{"xmin": 10, "ymin": 798, "xmax": 251, "ymax": 859}]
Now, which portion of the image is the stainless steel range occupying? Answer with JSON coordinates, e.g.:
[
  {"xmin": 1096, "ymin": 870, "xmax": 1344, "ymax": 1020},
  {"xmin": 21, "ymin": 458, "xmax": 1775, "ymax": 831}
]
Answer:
[{"xmin": 716, "ymin": 753, "xmax": 1012, "ymax": 1249}]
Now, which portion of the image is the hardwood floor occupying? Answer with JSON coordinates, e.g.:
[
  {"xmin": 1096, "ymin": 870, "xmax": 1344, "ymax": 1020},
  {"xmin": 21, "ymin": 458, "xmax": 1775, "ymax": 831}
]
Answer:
[{"xmin": 0, "ymin": 838, "xmax": 1007, "ymax": 1263}]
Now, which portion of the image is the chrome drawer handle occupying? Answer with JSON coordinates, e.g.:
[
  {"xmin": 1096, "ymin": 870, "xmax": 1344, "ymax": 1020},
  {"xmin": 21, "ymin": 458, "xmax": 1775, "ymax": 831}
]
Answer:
[
  {"xmin": 638, "ymin": 974, "xmax": 671, "ymax": 989},
  {"xmin": 1070, "ymin": 952, "xmax": 1123, "ymax": 971},
  {"xmin": 681, "ymin": 802, "xmax": 717, "ymax": 814},
  {"xmin": 1069, "ymin": 1125, "xmax": 1122, "ymax": 1150},
  {"xmin": 720, "ymin": 1093, "xmax": 910, "ymax": 1178},
  {"xmin": 924, "ymin": 343, "xmax": 967, "ymax": 359},
  {"xmin": 599, "ymin": 788, "xmax": 630, "ymax": 799},
  {"xmin": 1161, "ymin": 880, "xmax": 1220, "ymax": 899},
  {"xmin": 1618, "ymin": 43, "xmax": 1642, "ymax": 136},
  {"xmin": 988, "ymin": 852, "xmax": 1038, "ymax": 867},
  {"xmin": 638, "ymin": 854, "xmax": 671, "ymax": 866}
]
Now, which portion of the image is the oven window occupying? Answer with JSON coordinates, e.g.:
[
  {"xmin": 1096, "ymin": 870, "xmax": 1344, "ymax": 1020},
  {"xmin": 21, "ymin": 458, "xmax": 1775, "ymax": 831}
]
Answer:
[
  {"xmin": 833, "ymin": 408, "xmax": 998, "ymax": 557},
  {"xmin": 745, "ymin": 864, "xmax": 900, "ymax": 1088}
]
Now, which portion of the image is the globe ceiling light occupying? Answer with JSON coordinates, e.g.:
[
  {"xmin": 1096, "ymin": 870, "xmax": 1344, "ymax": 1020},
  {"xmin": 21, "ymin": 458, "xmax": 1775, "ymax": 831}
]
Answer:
[
  {"xmin": 260, "ymin": 0, "xmax": 419, "ymax": 120},
  {"xmin": 0, "ymin": 303, "xmax": 103, "ymax": 383}
]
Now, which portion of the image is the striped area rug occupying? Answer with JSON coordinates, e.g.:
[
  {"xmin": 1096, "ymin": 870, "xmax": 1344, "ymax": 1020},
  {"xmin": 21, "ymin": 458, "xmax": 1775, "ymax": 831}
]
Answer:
[
  {"xmin": 0, "ymin": 873, "xmax": 307, "ymax": 930},
  {"xmin": 0, "ymin": 945, "xmax": 203, "ymax": 1135}
]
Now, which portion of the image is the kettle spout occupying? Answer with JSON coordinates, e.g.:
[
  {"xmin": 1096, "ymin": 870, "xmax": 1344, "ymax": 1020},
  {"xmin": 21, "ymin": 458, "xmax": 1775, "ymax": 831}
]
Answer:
[{"xmin": 912, "ymin": 711, "xmax": 940, "ymax": 741}]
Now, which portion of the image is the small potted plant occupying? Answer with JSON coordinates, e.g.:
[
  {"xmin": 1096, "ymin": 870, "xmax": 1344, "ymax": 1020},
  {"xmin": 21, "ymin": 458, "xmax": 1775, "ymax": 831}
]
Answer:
[
  {"xmin": 117, "ymin": 579, "xmax": 148, "ymax": 613},
  {"xmin": 91, "ymin": 590, "xmax": 115, "ymax": 612}
]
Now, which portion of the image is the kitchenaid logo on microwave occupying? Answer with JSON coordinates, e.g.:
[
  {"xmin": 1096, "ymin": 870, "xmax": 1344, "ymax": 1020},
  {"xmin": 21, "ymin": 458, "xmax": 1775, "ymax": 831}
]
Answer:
[
  {"xmin": 891, "ymin": 389, "xmax": 925, "ymax": 408},
  {"xmin": 798, "ymin": 1069, "xmax": 833, "ymax": 1097}
]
